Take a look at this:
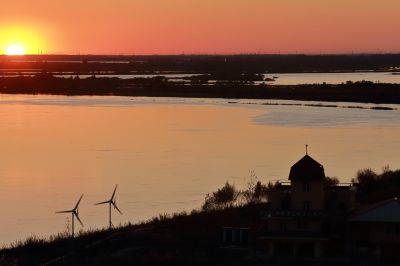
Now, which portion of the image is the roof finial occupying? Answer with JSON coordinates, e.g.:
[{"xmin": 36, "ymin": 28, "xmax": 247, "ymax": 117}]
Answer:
[{"xmin": 306, "ymin": 144, "xmax": 308, "ymax": 155}]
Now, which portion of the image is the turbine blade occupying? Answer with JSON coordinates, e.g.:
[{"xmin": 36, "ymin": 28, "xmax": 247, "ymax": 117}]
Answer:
[
  {"xmin": 74, "ymin": 194, "xmax": 84, "ymax": 211},
  {"xmin": 95, "ymin": 200, "xmax": 111, "ymax": 205},
  {"xmin": 110, "ymin": 184, "xmax": 118, "ymax": 201},
  {"xmin": 112, "ymin": 202, "xmax": 123, "ymax": 215},
  {"xmin": 56, "ymin": 210, "xmax": 73, "ymax": 214},
  {"xmin": 75, "ymin": 213, "xmax": 84, "ymax": 227}
]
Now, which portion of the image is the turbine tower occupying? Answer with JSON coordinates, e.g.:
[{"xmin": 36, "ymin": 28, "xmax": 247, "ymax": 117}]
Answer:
[
  {"xmin": 56, "ymin": 194, "xmax": 84, "ymax": 237},
  {"xmin": 95, "ymin": 185, "xmax": 122, "ymax": 229}
]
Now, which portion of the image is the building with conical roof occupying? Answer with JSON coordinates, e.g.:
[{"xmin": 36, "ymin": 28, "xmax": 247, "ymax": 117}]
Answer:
[{"xmin": 257, "ymin": 151, "xmax": 356, "ymax": 258}]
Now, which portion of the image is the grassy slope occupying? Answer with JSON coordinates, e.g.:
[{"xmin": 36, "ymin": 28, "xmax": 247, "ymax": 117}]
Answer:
[{"xmin": 0, "ymin": 205, "xmax": 263, "ymax": 266}]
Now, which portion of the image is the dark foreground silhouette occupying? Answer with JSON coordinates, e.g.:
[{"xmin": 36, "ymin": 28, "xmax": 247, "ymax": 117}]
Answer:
[{"xmin": 1, "ymin": 166, "xmax": 400, "ymax": 266}]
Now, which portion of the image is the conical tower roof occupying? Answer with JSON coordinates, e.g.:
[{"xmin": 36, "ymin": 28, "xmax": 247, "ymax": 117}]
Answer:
[{"xmin": 288, "ymin": 154, "xmax": 325, "ymax": 181}]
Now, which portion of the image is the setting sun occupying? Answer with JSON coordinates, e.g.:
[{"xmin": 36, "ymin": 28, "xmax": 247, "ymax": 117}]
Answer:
[
  {"xmin": 5, "ymin": 44, "xmax": 25, "ymax": 55},
  {"xmin": 0, "ymin": 25, "xmax": 50, "ymax": 55}
]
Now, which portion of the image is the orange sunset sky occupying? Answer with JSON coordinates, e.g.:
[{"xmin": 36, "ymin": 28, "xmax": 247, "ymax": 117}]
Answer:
[{"xmin": 1, "ymin": 0, "xmax": 399, "ymax": 55}]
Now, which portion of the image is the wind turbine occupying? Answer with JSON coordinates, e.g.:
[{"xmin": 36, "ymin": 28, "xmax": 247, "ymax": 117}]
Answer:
[
  {"xmin": 56, "ymin": 194, "xmax": 84, "ymax": 237},
  {"xmin": 95, "ymin": 185, "xmax": 122, "ymax": 229}
]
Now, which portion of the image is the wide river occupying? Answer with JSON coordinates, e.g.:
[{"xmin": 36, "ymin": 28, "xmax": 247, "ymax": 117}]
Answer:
[{"xmin": 0, "ymin": 94, "xmax": 399, "ymax": 246}]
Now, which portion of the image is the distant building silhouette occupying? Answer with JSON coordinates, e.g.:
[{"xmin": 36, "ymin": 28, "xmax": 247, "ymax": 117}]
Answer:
[{"xmin": 348, "ymin": 198, "xmax": 400, "ymax": 258}]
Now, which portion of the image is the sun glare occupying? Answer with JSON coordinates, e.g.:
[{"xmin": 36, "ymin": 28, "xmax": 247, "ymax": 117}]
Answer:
[
  {"xmin": 5, "ymin": 44, "xmax": 26, "ymax": 55},
  {"xmin": 1, "ymin": 25, "xmax": 50, "ymax": 55}
]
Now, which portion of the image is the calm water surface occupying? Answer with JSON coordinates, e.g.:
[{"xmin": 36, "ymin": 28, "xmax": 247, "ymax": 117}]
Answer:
[
  {"xmin": 264, "ymin": 72, "xmax": 400, "ymax": 85},
  {"xmin": 0, "ymin": 95, "xmax": 399, "ymax": 245}
]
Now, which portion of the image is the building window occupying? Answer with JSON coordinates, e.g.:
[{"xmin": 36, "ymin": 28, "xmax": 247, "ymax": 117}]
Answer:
[
  {"xmin": 386, "ymin": 224, "xmax": 400, "ymax": 235},
  {"xmin": 281, "ymin": 196, "xmax": 291, "ymax": 210},
  {"xmin": 303, "ymin": 182, "xmax": 310, "ymax": 192},
  {"xmin": 280, "ymin": 221, "xmax": 287, "ymax": 232},
  {"xmin": 297, "ymin": 220, "xmax": 308, "ymax": 230},
  {"xmin": 303, "ymin": 201, "xmax": 311, "ymax": 211}
]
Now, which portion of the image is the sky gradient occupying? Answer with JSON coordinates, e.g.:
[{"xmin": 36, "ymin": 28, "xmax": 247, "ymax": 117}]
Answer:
[{"xmin": 1, "ymin": 0, "xmax": 399, "ymax": 55}]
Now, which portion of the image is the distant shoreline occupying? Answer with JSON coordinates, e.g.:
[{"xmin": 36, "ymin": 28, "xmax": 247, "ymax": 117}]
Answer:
[
  {"xmin": 1, "ymin": 54, "xmax": 400, "ymax": 74},
  {"xmin": 1, "ymin": 75, "xmax": 400, "ymax": 104},
  {"xmin": 2, "ymin": 54, "xmax": 400, "ymax": 104}
]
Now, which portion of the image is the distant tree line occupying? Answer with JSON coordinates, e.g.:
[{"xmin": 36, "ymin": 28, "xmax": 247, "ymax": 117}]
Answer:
[
  {"xmin": 202, "ymin": 171, "xmax": 269, "ymax": 211},
  {"xmin": 353, "ymin": 166, "xmax": 400, "ymax": 204},
  {"xmin": 2, "ymin": 54, "xmax": 400, "ymax": 73},
  {"xmin": 1, "ymin": 74, "xmax": 400, "ymax": 104}
]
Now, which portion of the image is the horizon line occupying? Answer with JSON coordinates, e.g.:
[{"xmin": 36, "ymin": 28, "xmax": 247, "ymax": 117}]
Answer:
[{"xmin": 2, "ymin": 52, "xmax": 400, "ymax": 57}]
